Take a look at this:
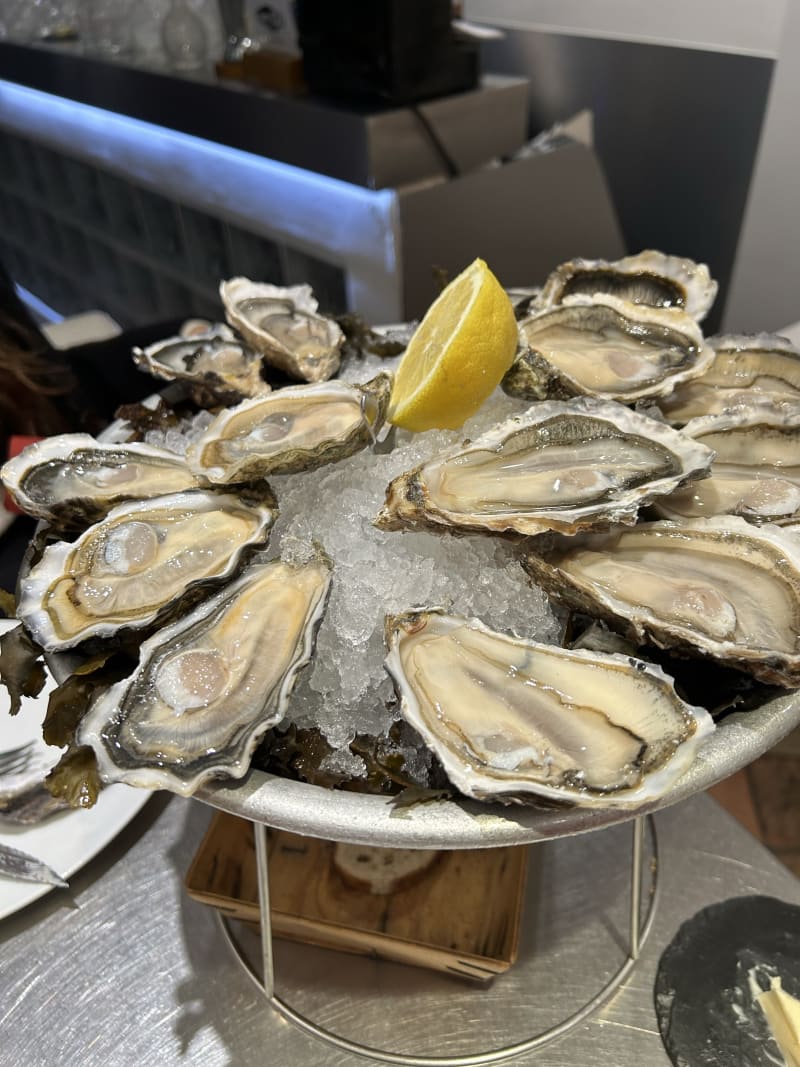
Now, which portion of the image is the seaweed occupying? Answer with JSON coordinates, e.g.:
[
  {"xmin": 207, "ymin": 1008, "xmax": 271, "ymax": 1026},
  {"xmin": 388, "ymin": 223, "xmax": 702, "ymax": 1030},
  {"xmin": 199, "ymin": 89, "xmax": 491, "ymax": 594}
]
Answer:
[
  {"xmin": 45, "ymin": 744, "xmax": 102, "ymax": 809},
  {"xmin": 0, "ymin": 624, "xmax": 47, "ymax": 716}
]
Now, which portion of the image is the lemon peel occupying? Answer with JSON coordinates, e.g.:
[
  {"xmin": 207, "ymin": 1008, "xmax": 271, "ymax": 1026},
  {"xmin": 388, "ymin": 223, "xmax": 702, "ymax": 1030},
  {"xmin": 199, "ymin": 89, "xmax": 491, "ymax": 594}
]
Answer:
[{"xmin": 387, "ymin": 258, "xmax": 518, "ymax": 432}]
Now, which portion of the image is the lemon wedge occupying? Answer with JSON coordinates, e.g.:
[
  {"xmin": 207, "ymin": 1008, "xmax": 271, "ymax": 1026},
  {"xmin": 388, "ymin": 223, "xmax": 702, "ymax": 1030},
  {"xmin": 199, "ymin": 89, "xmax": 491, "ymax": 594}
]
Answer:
[{"xmin": 387, "ymin": 258, "xmax": 519, "ymax": 432}]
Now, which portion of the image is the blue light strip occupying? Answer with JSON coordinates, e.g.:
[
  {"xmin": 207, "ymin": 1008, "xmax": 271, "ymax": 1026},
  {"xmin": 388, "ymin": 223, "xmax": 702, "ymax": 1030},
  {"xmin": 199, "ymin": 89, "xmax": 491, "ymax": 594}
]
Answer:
[{"xmin": 15, "ymin": 284, "xmax": 64, "ymax": 325}]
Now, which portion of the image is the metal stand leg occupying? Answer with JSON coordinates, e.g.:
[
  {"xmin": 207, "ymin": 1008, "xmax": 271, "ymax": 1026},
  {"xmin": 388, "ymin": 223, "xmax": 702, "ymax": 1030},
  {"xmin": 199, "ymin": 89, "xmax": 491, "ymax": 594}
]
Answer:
[
  {"xmin": 254, "ymin": 822, "xmax": 275, "ymax": 1000},
  {"xmin": 217, "ymin": 815, "xmax": 661, "ymax": 1066},
  {"xmin": 630, "ymin": 814, "xmax": 645, "ymax": 960}
]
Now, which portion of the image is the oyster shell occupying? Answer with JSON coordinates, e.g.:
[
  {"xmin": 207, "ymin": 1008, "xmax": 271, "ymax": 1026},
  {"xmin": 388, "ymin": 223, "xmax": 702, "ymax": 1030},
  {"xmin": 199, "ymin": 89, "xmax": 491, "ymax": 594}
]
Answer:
[
  {"xmin": 186, "ymin": 373, "xmax": 393, "ymax": 484},
  {"xmin": 18, "ymin": 490, "xmax": 277, "ymax": 651},
  {"xmin": 521, "ymin": 516, "xmax": 800, "ymax": 687},
  {"xmin": 1, "ymin": 433, "xmax": 202, "ymax": 526},
  {"xmin": 384, "ymin": 610, "xmax": 713, "ymax": 807},
  {"xmin": 505, "ymin": 295, "xmax": 714, "ymax": 403},
  {"xmin": 657, "ymin": 333, "xmax": 800, "ymax": 424},
  {"xmin": 653, "ymin": 402, "xmax": 800, "ymax": 524},
  {"xmin": 76, "ymin": 552, "xmax": 332, "ymax": 795},
  {"xmin": 375, "ymin": 397, "xmax": 713, "ymax": 537},
  {"xmin": 220, "ymin": 278, "xmax": 344, "ymax": 382},
  {"xmin": 536, "ymin": 250, "xmax": 718, "ymax": 321},
  {"xmin": 132, "ymin": 324, "xmax": 269, "ymax": 406}
]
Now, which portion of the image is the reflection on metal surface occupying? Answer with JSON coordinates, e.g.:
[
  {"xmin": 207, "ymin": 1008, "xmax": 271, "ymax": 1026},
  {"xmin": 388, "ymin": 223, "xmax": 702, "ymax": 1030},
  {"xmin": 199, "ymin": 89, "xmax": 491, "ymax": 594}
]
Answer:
[
  {"xmin": 198, "ymin": 687, "xmax": 800, "ymax": 850},
  {"xmin": 216, "ymin": 816, "xmax": 658, "ymax": 1065}
]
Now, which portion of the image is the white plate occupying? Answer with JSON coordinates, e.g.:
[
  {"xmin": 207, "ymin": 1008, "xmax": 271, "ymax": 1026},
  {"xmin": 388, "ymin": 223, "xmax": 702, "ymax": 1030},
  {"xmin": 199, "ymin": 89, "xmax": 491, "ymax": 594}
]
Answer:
[{"xmin": 0, "ymin": 620, "xmax": 150, "ymax": 921}]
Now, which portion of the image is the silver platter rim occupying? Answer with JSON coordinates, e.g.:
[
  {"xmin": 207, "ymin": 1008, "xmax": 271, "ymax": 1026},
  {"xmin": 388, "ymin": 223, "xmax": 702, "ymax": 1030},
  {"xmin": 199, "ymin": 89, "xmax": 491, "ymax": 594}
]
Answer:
[{"xmin": 196, "ymin": 687, "xmax": 799, "ymax": 850}]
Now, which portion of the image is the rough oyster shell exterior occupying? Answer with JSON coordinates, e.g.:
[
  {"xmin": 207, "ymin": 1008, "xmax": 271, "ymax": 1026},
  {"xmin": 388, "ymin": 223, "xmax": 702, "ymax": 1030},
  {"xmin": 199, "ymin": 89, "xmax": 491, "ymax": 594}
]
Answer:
[
  {"xmin": 18, "ymin": 489, "xmax": 277, "ymax": 651},
  {"xmin": 657, "ymin": 332, "xmax": 800, "ymax": 424},
  {"xmin": 186, "ymin": 373, "xmax": 393, "ymax": 483},
  {"xmin": 132, "ymin": 324, "xmax": 269, "ymax": 406},
  {"xmin": 220, "ymin": 278, "xmax": 344, "ymax": 383},
  {"xmin": 521, "ymin": 516, "xmax": 800, "ymax": 687},
  {"xmin": 505, "ymin": 294, "xmax": 714, "ymax": 403},
  {"xmin": 376, "ymin": 397, "xmax": 714, "ymax": 537},
  {"xmin": 1, "ymin": 433, "xmax": 202, "ymax": 527},
  {"xmin": 536, "ymin": 249, "xmax": 718, "ymax": 321},
  {"xmin": 77, "ymin": 553, "xmax": 332, "ymax": 796},
  {"xmin": 384, "ymin": 609, "xmax": 714, "ymax": 808}
]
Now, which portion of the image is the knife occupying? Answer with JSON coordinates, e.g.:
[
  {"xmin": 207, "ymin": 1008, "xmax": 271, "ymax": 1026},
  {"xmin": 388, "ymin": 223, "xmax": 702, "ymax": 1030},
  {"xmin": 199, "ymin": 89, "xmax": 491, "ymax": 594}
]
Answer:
[{"xmin": 0, "ymin": 842, "xmax": 68, "ymax": 888}]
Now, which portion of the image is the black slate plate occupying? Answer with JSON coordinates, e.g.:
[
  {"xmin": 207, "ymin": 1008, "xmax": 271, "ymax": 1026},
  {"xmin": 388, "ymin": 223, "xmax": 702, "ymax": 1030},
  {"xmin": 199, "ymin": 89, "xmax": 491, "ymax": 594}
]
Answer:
[{"xmin": 655, "ymin": 895, "xmax": 800, "ymax": 1066}]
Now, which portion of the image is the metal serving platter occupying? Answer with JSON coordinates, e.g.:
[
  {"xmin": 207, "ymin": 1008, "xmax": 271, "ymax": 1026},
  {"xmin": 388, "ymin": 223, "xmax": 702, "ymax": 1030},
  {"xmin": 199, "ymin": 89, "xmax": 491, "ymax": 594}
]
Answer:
[
  {"xmin": 34, "ymin": 367, "xmax": 800, "ymax": 854},
  {"xmin": 196, "ymin": 687, "xmax": 800, "ymax": 850}
]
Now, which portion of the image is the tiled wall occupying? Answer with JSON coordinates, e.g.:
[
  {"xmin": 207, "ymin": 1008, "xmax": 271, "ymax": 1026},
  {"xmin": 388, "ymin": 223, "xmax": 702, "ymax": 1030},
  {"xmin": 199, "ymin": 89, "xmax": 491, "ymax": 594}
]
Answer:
[{"xmin": 0, "ymin": 129, "xmax": 347, "ymax": 328}]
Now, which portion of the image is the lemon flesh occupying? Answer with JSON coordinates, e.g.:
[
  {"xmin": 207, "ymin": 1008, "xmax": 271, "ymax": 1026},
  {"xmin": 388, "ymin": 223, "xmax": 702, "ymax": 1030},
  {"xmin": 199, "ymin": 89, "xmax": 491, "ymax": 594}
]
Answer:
[{"xmin": 388, "ymin": 258, "xmax": 519, "ymax": 432}]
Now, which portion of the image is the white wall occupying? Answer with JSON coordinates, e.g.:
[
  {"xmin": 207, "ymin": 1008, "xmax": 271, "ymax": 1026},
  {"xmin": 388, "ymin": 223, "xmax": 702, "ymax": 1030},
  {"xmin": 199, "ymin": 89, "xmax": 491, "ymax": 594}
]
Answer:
[
  {"xmin": 464, "ymin": 0, "xmax": 786, "ymax": 57},
  {"xmin": 723, "ymin": 0, "xmax": 800, "ymax": 332}
]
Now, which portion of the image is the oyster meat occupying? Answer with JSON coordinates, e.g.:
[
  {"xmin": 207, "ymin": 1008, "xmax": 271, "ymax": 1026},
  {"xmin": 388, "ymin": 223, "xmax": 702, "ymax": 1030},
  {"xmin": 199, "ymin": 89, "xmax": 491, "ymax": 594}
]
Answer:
[
  {"xmin": 653, "ymin": 402, "xmax": 800, "ymax": 524},
  {"xmin": 186, "ymin": 373, "xmax": 393, "ymax": 483},
  {"xmin": 18, "ymin": 489, "xmax": 276, "ymax": 651},
  {"xmin": 376, "ymin": 397, "xmax": 713, "ymax": 537},
  {"xmin": 384, "ymin": 610, "xmax": 714, "ymax": 807},
  {"xmin": 505, "ymin": 295, "xmax": 714, "ymax": 403},
  {"xmin": 77, "ymin": 553, "xmax": 332, "ymax": 795},
  {"xmin": 1, "ymin": 433, "xmax": 202, "ymax": 526},
  {"xmin": 220, "ymin": 278, "xmax": 344, "ymax": 382},
  {"xmin": 522, "ymin": 516, "xmax": 800, "ymax": 686},
  {"xmin": 658, "ymin": 333, "xmax": 800, "ymax": 424},
  {"xmin": 535, "ymin": 249, "xmax": 718, "ymax": 321},
  {"xmin": 133, "ymin": 324, "xmax": 269, "ymax": 405}
]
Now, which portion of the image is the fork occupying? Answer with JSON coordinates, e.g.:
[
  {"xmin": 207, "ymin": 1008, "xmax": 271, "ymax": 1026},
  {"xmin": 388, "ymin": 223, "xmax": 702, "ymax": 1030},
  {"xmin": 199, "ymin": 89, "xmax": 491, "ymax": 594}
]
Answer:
[{"xmin": 0, "ymin": 741, "xmax": 37, "ymax": 778}]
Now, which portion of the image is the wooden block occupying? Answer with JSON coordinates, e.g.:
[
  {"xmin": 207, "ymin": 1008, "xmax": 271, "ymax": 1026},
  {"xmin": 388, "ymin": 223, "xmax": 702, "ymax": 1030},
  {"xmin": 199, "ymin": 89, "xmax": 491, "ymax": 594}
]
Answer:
[
  {"xmin": 185, "ymin": 811, "xmax": 528, "ymax": 980},
  {"xmin": 241, "ymin": 50, "xmax": 306, "ymax": 94}
]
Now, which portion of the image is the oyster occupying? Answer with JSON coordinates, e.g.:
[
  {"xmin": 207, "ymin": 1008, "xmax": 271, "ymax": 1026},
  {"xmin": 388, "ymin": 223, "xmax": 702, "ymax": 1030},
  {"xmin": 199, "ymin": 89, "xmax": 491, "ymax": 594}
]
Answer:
[
  {"xmin": 384, "ymin": 610, "xmax": 713, "ymax": 807},
  {"xmin": 653, "ymin": 402, "xmax": 800, "ymax": 524},
  {"xmin": 132, "ymin": 324, "xmax": 269, "ymax": 406},
  {"xmin": 76, "ymin": 552, "xmax": 332, "ymax": 795},
  {"xmin": 536, "ymin": 250, "xmax": 718, "ymax": 321},
  {"xmin": 220, "ymin": 278, "xmax": 344, "ymax": 382},
  {"xmin": 505, "ymin": 295, "xmax": 714, "ymax": 403},
  {"xmin": 1, "ymin": 433, "xmax": 202, "ymax": 526},
  {"xmin": 186, "ymin": 373, "xmax": 393, "ymax": 484},
  {"xmin": 521, "ymin": 516, "xmax": 800, "ymax": 687},
  {"xmin": 658, "ymin": 333, "xmax": 800, "ymax": 424},
  {"xmin": 376, "ymin": 397, "xmax": 713, "ymax": 537},
  {"xmin": 18, "ymin": 490, "xmax": 277, "ymax": 651}
]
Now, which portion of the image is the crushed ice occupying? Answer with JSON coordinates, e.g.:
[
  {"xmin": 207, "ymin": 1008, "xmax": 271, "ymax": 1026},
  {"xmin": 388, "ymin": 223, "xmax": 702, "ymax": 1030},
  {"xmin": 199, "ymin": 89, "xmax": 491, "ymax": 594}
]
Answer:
[{"xmin": 266, "ymin": 354, "xmax": 563, "ymax": 755}]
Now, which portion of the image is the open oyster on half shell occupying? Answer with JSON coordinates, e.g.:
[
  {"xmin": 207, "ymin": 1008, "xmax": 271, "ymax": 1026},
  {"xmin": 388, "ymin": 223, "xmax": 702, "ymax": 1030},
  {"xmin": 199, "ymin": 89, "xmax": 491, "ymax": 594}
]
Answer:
[
  {"xmin": 1, "ymin": 433, "xmax": 202, "ymax": 527},
  {"xmin": 220, "ymin": 278, "xmax": 344, "ymax": 383},
  {"xmin": 535, "ymin": 249, "xmax": 718, "ymax": 321},
  {"xmin": 521, "ymin": 516, "xmax": 800, "ymax": 687},
  {"xmin": 652, "ymin": 401, "xmax": 800, "ymax": 524},
  {"xmin": 504, "ymin": 295, "xmax": 714, "ymax": 404},
  {"xmin": 18, "ymin": 489, "xmax": 277, "ymax": 651},
  {"xmin": 186, "ymin": 373, "xmax": 393, "ymax": 483},
  {"xmin": 657, "ymin": 333, "xmax": 800, "ymax": 424},
  {"xmin": 77, "ymin": 551, "xmax": 332, "ymax": 795},
  {"xmin": 384, "ymin": 610, "xmax": 714, "ymax": 808},
  {"xmin": 376, "ymin": 397, "xmax": 713, "ymax": 537},
  {"xmin": 133, "ymin": 323, "xmax": 269, "ymax": 406}
]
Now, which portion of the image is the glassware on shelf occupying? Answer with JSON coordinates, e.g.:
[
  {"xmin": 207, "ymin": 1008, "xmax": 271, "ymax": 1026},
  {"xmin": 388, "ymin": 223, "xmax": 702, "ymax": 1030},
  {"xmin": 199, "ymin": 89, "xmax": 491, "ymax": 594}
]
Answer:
[
  {"xmin": 83, "ymin": 0, "xmax": 132, "ymax": 57},
  {"xmin": 161, "ymin": 0, "xmax": 209, "ymax": 71}
]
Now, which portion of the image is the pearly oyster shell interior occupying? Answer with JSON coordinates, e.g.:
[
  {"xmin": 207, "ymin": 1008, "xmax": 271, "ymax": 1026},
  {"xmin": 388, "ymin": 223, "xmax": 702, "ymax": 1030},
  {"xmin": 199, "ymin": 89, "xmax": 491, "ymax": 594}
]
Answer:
[
  {"xmin": 18, "ymin": 490, "xmax": 277, "ymax": 651},
  {"xmin": 220, "ymin": 278, "xmax": 344, "ymax": 383},
  {"xmin": 535, "ymin": 249, "xmax": 718, "ymax": 321},
  {"xmin": 1, "ymin": 433, "xmax": 202, "ymax": 526},
  {"xmin": 77, "ymin": 553, "xmax": 332, "ymax": 795},
  {"xmin": 186, "ymin": 373, "xmax": 393, "ymax": 483},
  {"xmin": 522, "ymin": 516, "xmax": 800, "ymax": 687},
  {"xmin": 506, "ymin": 294, "xmax": 714, "ymax": 403},
  {"xmin": 384, "ymin": 610, "xmax": 714, "ymax": 807},
  {"xmin": 376, "ymin": 397, "xmax": 713, "ymax": 537}
]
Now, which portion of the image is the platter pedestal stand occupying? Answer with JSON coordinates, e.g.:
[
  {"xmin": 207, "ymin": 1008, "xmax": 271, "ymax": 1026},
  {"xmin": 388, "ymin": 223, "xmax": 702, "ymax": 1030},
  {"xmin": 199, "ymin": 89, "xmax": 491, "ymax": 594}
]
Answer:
[{"xmin": 215, "ymin": 813, "xmax": 659, "ymax": 1066}]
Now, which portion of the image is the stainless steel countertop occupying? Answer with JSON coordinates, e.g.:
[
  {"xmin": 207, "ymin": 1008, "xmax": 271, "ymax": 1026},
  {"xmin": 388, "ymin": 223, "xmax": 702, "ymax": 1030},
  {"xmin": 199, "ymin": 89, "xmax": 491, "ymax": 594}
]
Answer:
[{"xmin": 2, "ymin": 792, "xmax": 798, "ymax": 1065}]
